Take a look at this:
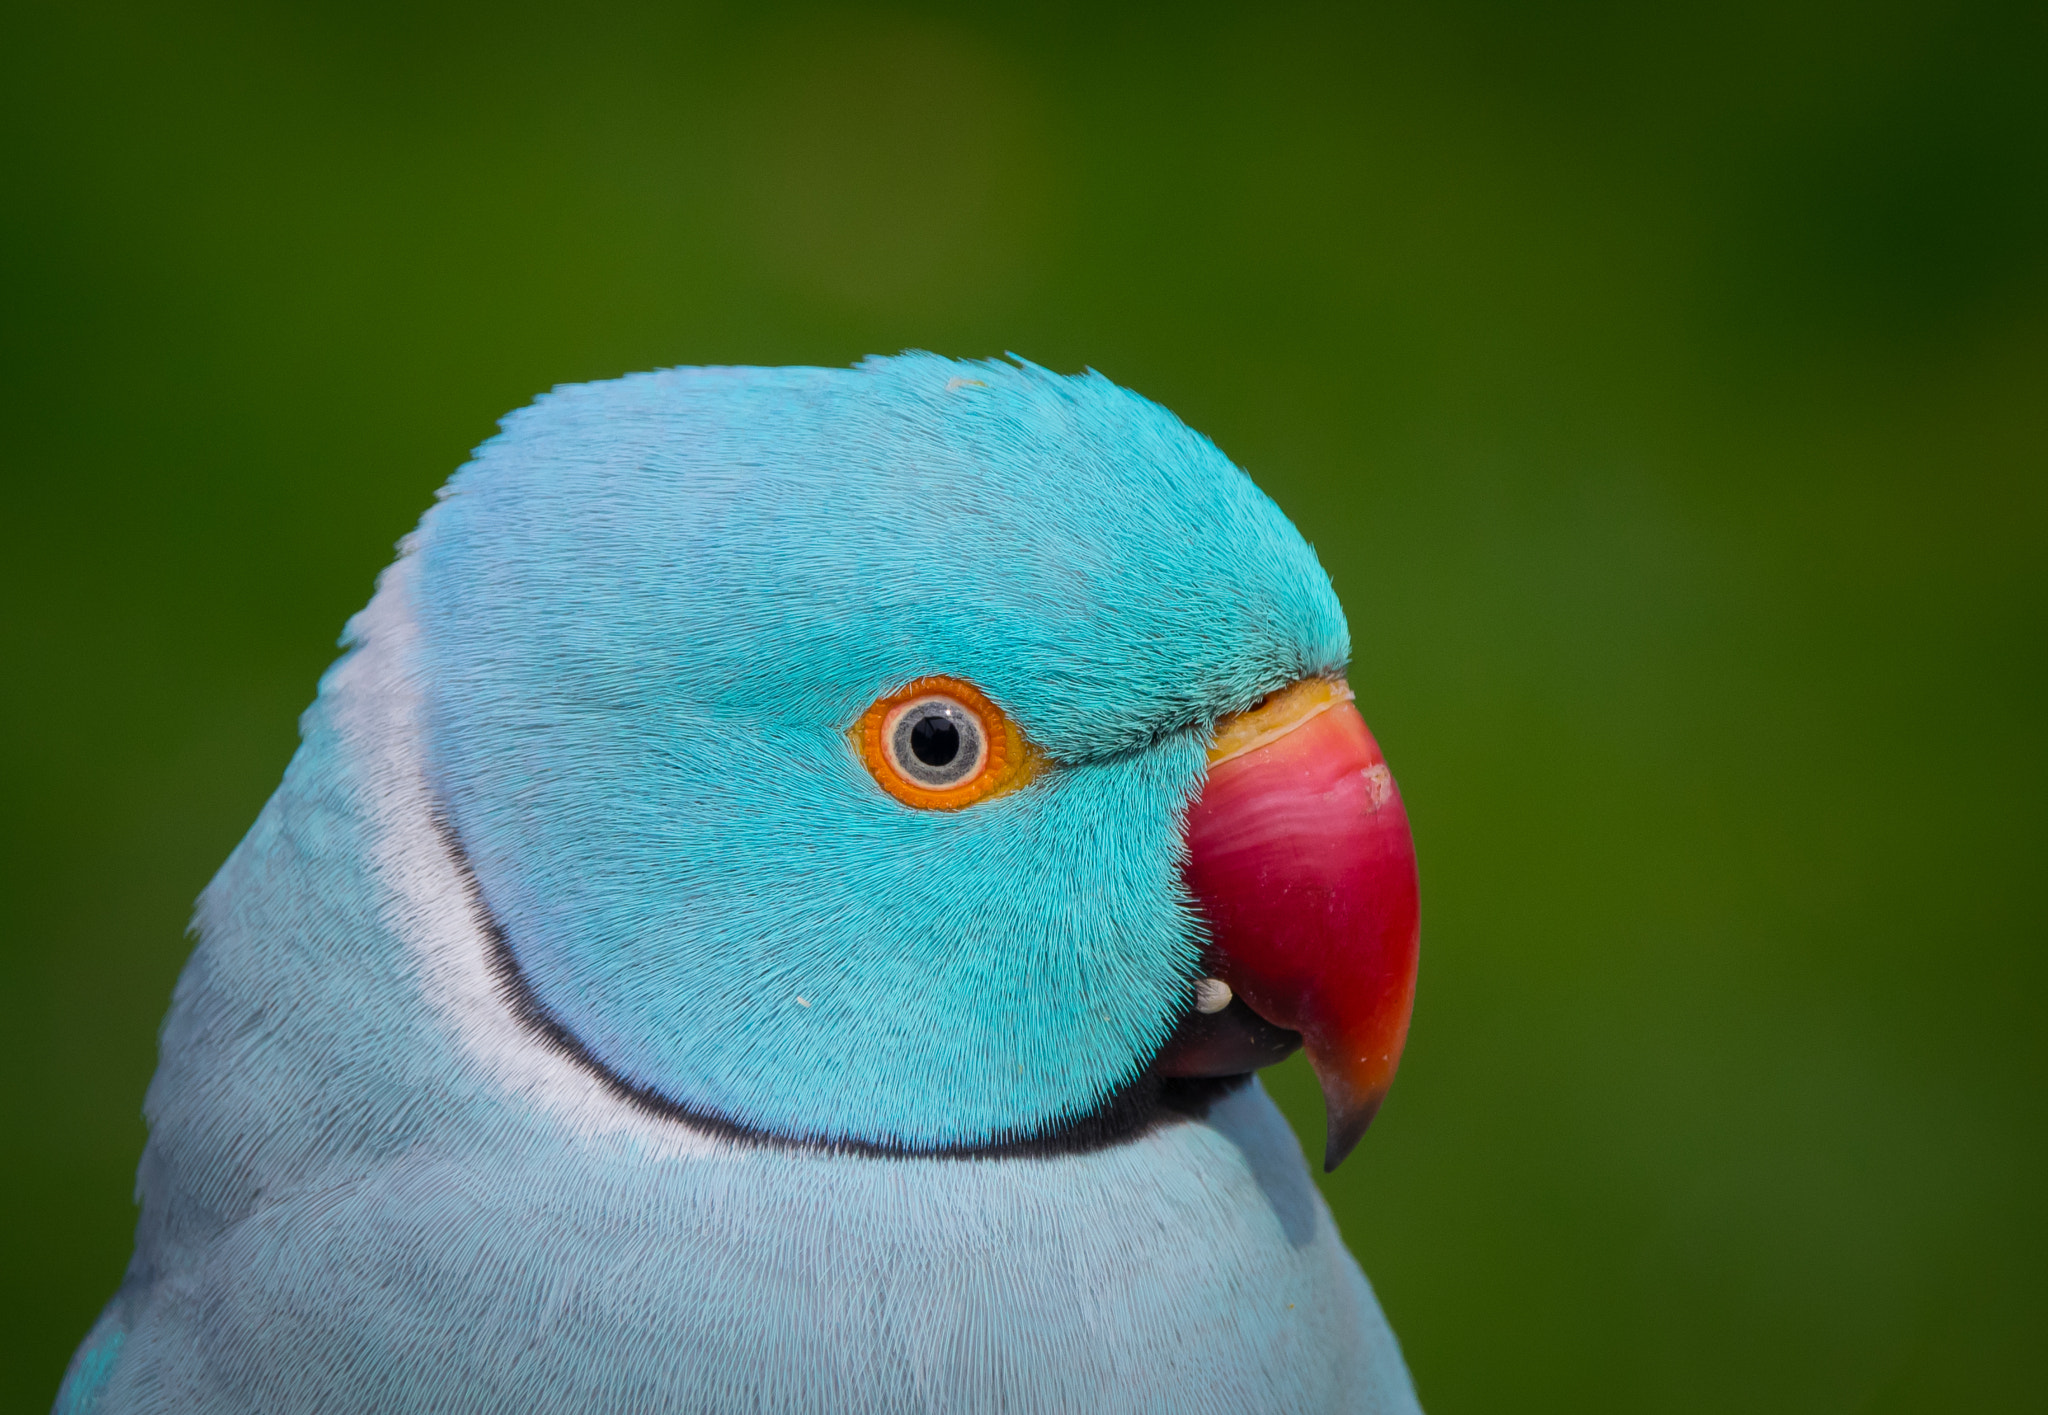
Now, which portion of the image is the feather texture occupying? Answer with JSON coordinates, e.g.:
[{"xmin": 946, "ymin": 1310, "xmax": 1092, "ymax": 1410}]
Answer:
[{"xmin": 57, "ymin": 356, "xmax": 1419, "ymax": 1413}]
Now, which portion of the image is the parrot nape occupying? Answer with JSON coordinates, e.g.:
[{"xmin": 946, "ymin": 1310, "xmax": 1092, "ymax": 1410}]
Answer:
[{"xmin": 55, "ymin": 355, "xmax": 1425, "ymax": 1414}]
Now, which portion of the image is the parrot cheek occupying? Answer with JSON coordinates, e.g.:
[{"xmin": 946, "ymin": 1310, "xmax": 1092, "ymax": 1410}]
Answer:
[{"xmin": 1165, "ymin": 688, "xmax": 1421, "ymax": 1172}]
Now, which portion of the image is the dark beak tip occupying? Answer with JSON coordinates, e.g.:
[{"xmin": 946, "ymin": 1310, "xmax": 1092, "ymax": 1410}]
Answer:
[{"xmin": 1321, "ymin": 1091, "xmax": 1384, "ymax": 1173}]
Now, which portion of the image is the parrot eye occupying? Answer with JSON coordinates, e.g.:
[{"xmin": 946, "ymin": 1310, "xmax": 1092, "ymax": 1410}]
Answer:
[
  {"xmin": 854, "ymin": 675, "xmax": 1045, "ymax": 810},
  {"xmin": 890, "ymin": 697, "xmax": 986, "ymax": 788}
]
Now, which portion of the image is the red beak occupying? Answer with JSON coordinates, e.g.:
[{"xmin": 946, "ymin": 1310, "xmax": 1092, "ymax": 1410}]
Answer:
[{"xmin": 1171, "ymin": 677, "xmax": 1420, "ymax": 1170}]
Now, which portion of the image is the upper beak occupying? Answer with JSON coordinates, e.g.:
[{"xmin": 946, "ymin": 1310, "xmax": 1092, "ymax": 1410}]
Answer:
[{"xmin": 1162, "ymin": 676, "xmax": 1421, "ymax": 1171}]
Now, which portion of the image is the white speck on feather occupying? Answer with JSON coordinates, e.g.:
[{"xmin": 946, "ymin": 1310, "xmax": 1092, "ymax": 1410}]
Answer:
[{"xmin": 795, "ymin": 997, "xmax": 810, "ymax": 1008}]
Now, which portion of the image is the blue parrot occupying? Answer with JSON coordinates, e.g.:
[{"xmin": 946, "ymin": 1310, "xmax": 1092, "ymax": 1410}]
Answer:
[{"xmin": 56, "ymin": 354, "xmax": 1425, "ymax": 1414}]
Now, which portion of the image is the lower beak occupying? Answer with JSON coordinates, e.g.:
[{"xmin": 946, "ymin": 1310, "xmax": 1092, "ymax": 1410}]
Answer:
[{"xmin": 1162, "ymin": 677, "xmax": 1421, "ymax": 1171}]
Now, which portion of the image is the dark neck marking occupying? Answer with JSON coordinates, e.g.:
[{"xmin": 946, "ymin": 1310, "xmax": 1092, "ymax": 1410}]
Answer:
[{"xmin": 429, "ymin": 808, "xmax": 1244, "ymax": 1161}]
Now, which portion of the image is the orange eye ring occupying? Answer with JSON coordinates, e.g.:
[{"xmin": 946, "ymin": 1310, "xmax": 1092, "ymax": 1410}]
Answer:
[{"xmin": 854, "ymin": 675, "xmax": 1046, "ymax": 810}]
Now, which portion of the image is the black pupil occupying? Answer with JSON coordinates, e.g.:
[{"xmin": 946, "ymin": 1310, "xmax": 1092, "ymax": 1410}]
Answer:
[{"xmin": 910, "ymin": 714, "xmax": 961, "ymax": 767}]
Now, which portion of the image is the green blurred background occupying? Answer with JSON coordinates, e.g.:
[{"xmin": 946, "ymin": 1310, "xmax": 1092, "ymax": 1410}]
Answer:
[{"xmin": 4, "ymin": 1, "xmax": 2043, "ymax": 1410}]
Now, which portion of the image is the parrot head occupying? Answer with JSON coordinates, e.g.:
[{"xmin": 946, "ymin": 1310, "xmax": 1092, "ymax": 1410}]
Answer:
[{"xmin": 410, "ymin": 354, "xmax": 1417, "ymax": 1170}]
